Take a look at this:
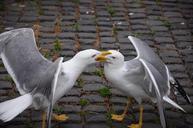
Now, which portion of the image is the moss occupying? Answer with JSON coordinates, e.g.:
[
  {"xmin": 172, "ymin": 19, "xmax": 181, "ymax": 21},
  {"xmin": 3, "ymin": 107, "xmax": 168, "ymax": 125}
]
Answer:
[
  {"xmin": 157, "ymin": 17, "xmax": 171, "ymax": 28},
  {"xmin": 98, "ymin": 87, "xmax": 111, "ymax": 97},
  {"xmin": 0, "ymin": 63, "xmax": 4, "ymax": 67},
  {"xmin": 162, "ymin": 19, "xmax": 171, "ymax": 28},
  {"xmin": 150, "ymin": 28, "xmax": 156, "ymax": 36},
  {"xmin": 79, "ymin": 99, "xmax": 89, "ymax": 106},
  {"xmin": 132, "ymin": 32, "xmax": 141, "ymax": 37},
  {"xmin": 106, "ymin": 5, "xmax": 116, "ymax": 17},
  {"xmin": 54, "ymin": 38, "xmax": 62, "ymax": 52},
  {"xmin": 44, "ymin": 51, "xmax": 51, "ymax": 59},
  {"xmin": 112, "ymin": 24, "xmax": 118, "ymax": 37},
  {"xmin": 77, "ymin": 77, "xmax": 84, "ymax": 87},
  {"xmin": 155, "ymin": 0, "xmax": 161, "ymax": 5},
  {"xmin": 79, "ymin": 110, "xmax": 88, "ymax": 116},
  {"xmin": 72, "ymin": 22, "xmax": 80, "ymax": 31},
  {"xmin": 53, "ymin": 105, "xmax": 64, "ymax": 114},
  {"xmin": 105, "ymin": 111, "xmax": 113, "ymax": 127},
  {"xmin": 38, "ymin": 8, "xmax": 44, "ymax": 15},
  {"xmin": 3, "ymin": 76, "xmax": 14, "ymax": 83},
  {"xmin": 72, "ymin": 0, "xmax": 80, "ymax": 4},
  {"xmin": 94, "ymin": 68, "xmax": 104, "ymax": 77}
]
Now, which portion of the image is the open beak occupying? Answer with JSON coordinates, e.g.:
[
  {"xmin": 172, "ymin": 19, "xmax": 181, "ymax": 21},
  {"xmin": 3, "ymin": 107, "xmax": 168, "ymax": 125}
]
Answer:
[{"xmin": 95, "ymin": 51, "xmax": 112, "ymax": 62}]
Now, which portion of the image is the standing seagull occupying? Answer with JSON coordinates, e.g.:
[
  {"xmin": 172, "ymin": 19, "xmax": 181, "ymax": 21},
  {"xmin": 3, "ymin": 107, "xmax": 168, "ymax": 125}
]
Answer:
[
  {"xmin": 95, "ymin": 36, "xmax": 191, "ymax": 128},
  {"xmin": 0, "ymin": 28, "xmax": 101, "ymax": 128}
]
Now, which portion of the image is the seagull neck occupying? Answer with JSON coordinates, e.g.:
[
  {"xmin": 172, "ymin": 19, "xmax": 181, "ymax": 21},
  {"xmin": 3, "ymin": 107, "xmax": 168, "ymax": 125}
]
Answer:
[
  {"xmin": 105, "ymin": 62, "xmax": 124, "ymax": 69},
  {"xmin": 65, "ymin": 58, "xmax": 86, "ymax": 74}
]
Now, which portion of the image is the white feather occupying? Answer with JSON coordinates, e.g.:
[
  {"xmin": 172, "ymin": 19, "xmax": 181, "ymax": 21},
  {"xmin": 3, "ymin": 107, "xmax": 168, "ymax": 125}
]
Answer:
[
  {"xmin": 163, "ymin": 96, "xmax": 185, "ymax": 112},
  {"xmin": 0, "ymin": 93, "xmax": 32, "ymax": 122}
]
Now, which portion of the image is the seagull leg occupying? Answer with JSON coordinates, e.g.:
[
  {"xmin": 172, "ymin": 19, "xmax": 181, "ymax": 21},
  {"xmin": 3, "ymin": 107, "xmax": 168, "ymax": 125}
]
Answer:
[
  {"xmin": 52, "ymin": 113, "xmax": 69, "ymax": 121},
  {"xmin": 128, "ymin": 105, "xmax": 143, "ymax": 128},
  {"xmin": 111, "ymin": 98, "xmax": 131, "ymax": 121},
  {"xmin": 42, "ymin": 112, "xmax": 46, "ymax": 128}
]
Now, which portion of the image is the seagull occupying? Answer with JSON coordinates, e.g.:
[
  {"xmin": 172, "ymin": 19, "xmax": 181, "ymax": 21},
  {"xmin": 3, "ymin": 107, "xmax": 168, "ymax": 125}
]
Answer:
[
  {"xmin": 95, "ymin": 36, "xmax": 191, "ymax": 128},
  {"xmin": 0, "ymin": 28, "xmax": 101, "ymax": 128}
]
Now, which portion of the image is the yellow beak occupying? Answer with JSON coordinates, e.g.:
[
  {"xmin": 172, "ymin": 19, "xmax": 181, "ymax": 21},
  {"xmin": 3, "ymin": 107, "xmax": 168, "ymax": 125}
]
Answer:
[{"xmin": 95, "ymin": 51, "xmax": 112, "ymax": 62}]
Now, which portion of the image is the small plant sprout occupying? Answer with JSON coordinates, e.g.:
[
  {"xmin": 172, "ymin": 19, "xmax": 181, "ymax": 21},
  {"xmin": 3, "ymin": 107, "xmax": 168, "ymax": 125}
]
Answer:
[
  {"xmin": 72, "ymin": 22, "xmax": 80, "ymax": 31},
  {"xmin": 94, "ymin": 68, "xmax": 104, "ymax": 77},
  {"xmin": 4, "ymin": 76, "xmax": 14, "ymax": 83},
  {"xmin": 98, "ymin": 87, "xmax": 112, "ymax": 97},
  {"xmin": 106, "ymin": 111, "xmax": 113, "ymax": 127},
  {"xmin": 150, "ymin": 28, "xmax": 156, "ymax": 36},
  {"xmin": 79, "ymin": 99, "xmax": 89, "ymax": 107},
  {"xmin": 162, "ymin": 19, "xmax": 171, "ymax": 28},
  {"xmin": 157, "ymin": 17, "xmax": 171, "ymax": 28},
  {"xmin": 44, "ymin": 50, "xmax": 51, "ymax": 59},
  {"xmin": 0, "ymin": 63, "xmax": 4, "ymax": 67},
  {"xmin": 53, "ymin": 105, "xmax": 64, "ymax": 114},
  {"xmin": 77, "ymin": 77, "xmax": 84, "ymax": 87},
  {"xmin": 156, "ymin": 0, "xmax": 161, "ymax": 5},
  {"xmin": 112, "ymin": 23, "xmax": 117, "ymax": 37},
  {"xmin": 106, "ymin": 5, "xmax": 116, "ymax": 17},
  {"xmin": 72, "ymin": 0, "xmax": 80, "ymax": 4},
  {"xmin": 132, "ymin": 32, "xmax": 141, "ymax": 37},
  {"xmin": 54, "ymin": 38, "xmax": 62, "ymax": 52}
]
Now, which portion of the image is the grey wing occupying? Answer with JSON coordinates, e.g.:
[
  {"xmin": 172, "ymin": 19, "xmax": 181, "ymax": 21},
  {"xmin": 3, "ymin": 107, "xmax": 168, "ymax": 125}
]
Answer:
[
  {"xmin": 139, "ymin": 59, "xmax": 166, "ymax": 128},
  {"xmin": 124, "ymin": 59, "xmax": 169, "ymax": 97},
  {"xmin": 124, "ymin": 58, "xmax": 167, "ymax": 128},
  {"xmin": 128, "ymin": 36, "xmax": 170, "ymax": 95},
  {"xmin": 0, "ymin": 28, "xmax": 52, "ymax": 94},
  {"xmin": 29, "ymin": 57, "xmax": 63, "ymax": 128},
  {"xmin": 128, "ymin": 36, "xmax": 167, "ymax": 81},
  {"xmin": 46, "ymin": 57, "xmax": 63, "ymax": 128}
]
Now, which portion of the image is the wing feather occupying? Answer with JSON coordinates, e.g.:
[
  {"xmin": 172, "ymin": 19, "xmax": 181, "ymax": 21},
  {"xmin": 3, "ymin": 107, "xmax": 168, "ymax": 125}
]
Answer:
[
  {"xmin": 47, "ymin": 57, "xmax": 63, "ymax": 128},
  {"xmin": 128, "ymin": 36, "xmax": 167, "ymax": 81},
  {"xmin": 0, "ymin": 28, "xmax": 52, "ymax": 93},
  {"xmin": 139, "ymin": 59, "xmax": 166, "ymax": 128}
]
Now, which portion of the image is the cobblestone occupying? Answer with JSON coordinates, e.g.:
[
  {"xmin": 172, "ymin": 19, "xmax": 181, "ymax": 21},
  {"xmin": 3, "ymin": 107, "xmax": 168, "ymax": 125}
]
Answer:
[{"xmin": 0, "ymin": 0, "xmax": 193, "ymax": 128}]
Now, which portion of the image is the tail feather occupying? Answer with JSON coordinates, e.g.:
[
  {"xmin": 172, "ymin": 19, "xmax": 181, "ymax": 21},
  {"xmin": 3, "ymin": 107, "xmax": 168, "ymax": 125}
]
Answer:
[
  {"xmin": 0, "ymin": 93, "xmax": 32, "ymax": 122},
  {"xmin": 172, "ymin": 78, "xmax": 191, "ymax": 104},
  {"xmin": 163, "ymin": 96, "xmax": 185, "ymax": 112}
]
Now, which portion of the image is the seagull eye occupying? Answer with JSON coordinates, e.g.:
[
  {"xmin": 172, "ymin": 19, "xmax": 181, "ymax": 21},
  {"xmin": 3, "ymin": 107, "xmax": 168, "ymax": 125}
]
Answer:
[
  {"xmin": 111, "ymin": 56, "xmax": 116, "ymax": 59},
  {"xmin": 91, "ymin": 54, "xmax": 97, "ymax": 58}
]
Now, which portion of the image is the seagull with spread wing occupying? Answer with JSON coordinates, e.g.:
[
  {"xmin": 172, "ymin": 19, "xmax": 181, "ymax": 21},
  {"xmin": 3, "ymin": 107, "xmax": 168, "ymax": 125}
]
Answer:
[
  {"xmin": 95, "ymin": 36, "xmax": 191, "ymax": 128},
  {"xmin": 0, "ymin": 28, "xmax": 101, "ymax": 128}
]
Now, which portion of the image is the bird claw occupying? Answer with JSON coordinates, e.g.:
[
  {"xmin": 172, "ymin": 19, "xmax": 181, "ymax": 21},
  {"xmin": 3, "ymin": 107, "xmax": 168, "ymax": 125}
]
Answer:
[
  {"xmin": 53, "ymin": 114, "xmax": 69, "ymax": 121},
  {"xmin": 128, "ymin": 123, "xmax": 141, "ymax": 128},
  {"xmin": 111, "ymin": 114, "xmax": 124, "ymax": 121}
]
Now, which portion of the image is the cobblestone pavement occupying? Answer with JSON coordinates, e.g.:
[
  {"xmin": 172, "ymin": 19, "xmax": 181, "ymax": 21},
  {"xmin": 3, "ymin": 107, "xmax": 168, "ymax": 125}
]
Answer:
[{"xmin": 0, "ymin": 0, "xmax": 193, "ymax": 128}]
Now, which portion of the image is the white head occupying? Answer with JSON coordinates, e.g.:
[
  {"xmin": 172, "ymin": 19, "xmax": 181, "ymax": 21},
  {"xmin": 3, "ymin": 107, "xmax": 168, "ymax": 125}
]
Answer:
[
  {"xmin": 95, "ymin": 50, "xmax": 125, "ymax": 67},
  {"xmin": 73, "ymin": 49, "xmax": 101, "ymax": 65}
]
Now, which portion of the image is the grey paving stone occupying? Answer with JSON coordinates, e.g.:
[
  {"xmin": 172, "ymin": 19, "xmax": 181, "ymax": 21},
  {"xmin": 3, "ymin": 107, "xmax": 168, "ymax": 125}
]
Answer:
[
  {"xmin": 84, "ymin": 123, "xmax": 109, "ymax": 128},
  {"xmin": 0, "ymin": 81, "xmax": 12, "ymax": 89},
  {"xmin": 110, "ymin": 96, "xmax": 128, "ymax": 104},
  {"xmin": 84, "ymin": 105, "xmax": 106, "ymax": 113},
  {"xmin": 130, "ymin": 13, "xmax": 146, "ymax": 19},
  {"xmin": 1, "ymin": 0, "xmax": 193, "ymax": 127},
  {"xmin": 60, "ymin": 96, "xmax": 80, "ymax": 103},
  {"xmin": 83, "ymin": 84, "xmax": 104, "ymax": 92},
  {"xmin": 151, "ymin": 26, "xmax": 169, "ymax": 31},
  {"xmin": 86, "ymin": 113, "xmax": 106, "ymax": 123},
  {"xmin": 81, "ymin": 94, "xmax": 104, "ymax": 103},
  {"xmin": 143, "ymin": 123, "xmax": 162, "ymax": 128},
  {"xmin": 155, "ymin": 37, "xmax": 173, "ymax": 43},
  {"xmin": 57, "ymin": 123, "xmax": 82, "ymax": 128},
  {"xmin": 62, "ymin": 105, "xmax": 81, "ymax": 113},
  {"xmin": 185, "ymin": 114, "xmax": 193, "ymax": 124}
]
